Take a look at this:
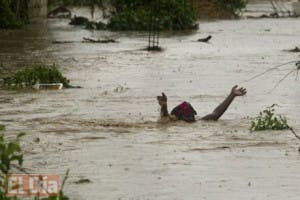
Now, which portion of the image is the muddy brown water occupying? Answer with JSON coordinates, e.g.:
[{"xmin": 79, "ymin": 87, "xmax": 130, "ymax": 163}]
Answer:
[{"xmin": 0, "ymin": 16, "xmax": 300, "ymax": 200}]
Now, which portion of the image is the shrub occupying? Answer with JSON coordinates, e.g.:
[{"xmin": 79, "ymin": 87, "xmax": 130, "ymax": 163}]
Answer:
[
  {"xmin": 0, "ymin": 0, "xmax": 29, "ymax": 29},
  {"xmin": 215, "ymin": 0, "xmax": 248, "ymax": 17},
  {"xmin": 0, "ymin": 0, "xmax": 21, "ymax": 29},
  {"xmin": 250, "ymin": 104, "xmax": 289, "ymax": 131},
  {"xmin": 0, "ymin": 126, "xmax": 25, "ymax": 199},
  {"xmin": 107, "ymin": 8, "xmax": 149, "ymax": 31},
  {"xmin": 2, "ymin": 64, "xmax": 70, "ymax": 89},
  {"xmin": 107, "ymin": 0, "xmax": 198, "ymax": 31},
  {"xmin": 0, "ymin": 129, "xmax": 25, "ymax": 174},
  {"xmin": 66, "ymin": 0, "xmax": 198, "ymax": 31},
  {"xmin": 0, "ymin": 125, "xmax": 25, "ymax": 200}
]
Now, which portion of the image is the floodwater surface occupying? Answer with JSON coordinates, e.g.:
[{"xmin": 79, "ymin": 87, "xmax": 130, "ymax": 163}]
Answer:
[{"xmin": 0, "ymin": 9, "xmax": 300, "ymax": 200}]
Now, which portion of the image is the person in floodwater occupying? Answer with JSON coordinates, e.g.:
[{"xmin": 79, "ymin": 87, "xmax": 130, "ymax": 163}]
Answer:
[{"xmin": 157, "ymin": 85, "xmax": 247, "ymax": 122}]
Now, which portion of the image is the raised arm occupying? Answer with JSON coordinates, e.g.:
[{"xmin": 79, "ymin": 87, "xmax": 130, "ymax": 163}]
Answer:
[
  {"xmin": 202, "ymin": 85, "xmax": 247, "ymax": 121},
  {"xmin": 157, "ymin": 92, "xmax": 169, "ymax": 117}
]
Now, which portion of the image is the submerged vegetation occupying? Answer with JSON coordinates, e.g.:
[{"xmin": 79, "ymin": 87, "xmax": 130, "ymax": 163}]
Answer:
[
  {"xmin": 0, "ymin": 0, "xmax": 29, "ymax": 29},
  {"xmin": 2, "ymin": 64, "xmax": 70, "ymax": 89},
  {"xmin": 69, "ymin": 16, "xmax": 107, "ymax": 30},
  {"xmin": 250, "ymin": 104, "xmax": 289, "ymax": 131}
]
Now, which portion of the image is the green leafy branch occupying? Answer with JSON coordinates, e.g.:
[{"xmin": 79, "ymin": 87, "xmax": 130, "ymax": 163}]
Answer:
[{"xmin": 250, "ymin": 104, "xmax": 289, "ymax": 131}]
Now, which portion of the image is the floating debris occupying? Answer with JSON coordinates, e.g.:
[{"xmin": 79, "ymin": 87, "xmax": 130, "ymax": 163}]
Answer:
[
  {"xmin": 113, "ymin": 85, "xmax": 129, "ymax": 93},
  {"xmin": 52, "ymin": 41, "xmax": 77, "ymax": 44},
  {"xmin": 33, "ymin": 83, "xmax": 63, "ymax": 90},
  {"xmin": 82, "ymin": 37, "xmax": 117, "ymax": 43},
  {"xmin": 74, "ymin": 179, "xmax": 91, "ymax": 184},
  {"xmin": 47, "ymin": 6, "xmax": 71, "ymax": 18},
  {"xmin": 284, "ymin": 47, "xmax": 300, "ymax": 53},
  {"xmin": 197, "ymin": 35, "xmax": 212, "ymax": 43}
]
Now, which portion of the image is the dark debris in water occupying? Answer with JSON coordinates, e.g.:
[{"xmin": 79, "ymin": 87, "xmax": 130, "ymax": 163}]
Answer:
[
  {"xmin": 197, "ymin": 35, "xmax": 212, "ymax": 43},
  {"xmin": 71, "ymin": 136, "xmax": 107, "ymax": 141},
  {"xmin": 284, "ymin": 47, "xmax": 300, "ymax": 53},
  {"xmin": 189, "ymin": 146, "xmax": 230, "ymax": 152},
  {"xmin": 188, "ymin": 141, "xmax": 286, "ymax": 152},
  {"xmin": 82, "ymin": 37, "xmax": 117, "ymax": 43},
  {"xmin": 52, "ymin": 41, "xmax": 77, "ymax": 44},
  {"xmin": 74, "ymin": 178, "xmax": 91, "ymax": 184}
]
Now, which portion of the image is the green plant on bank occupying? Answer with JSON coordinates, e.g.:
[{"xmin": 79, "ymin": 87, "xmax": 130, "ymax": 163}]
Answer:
[
  {"xmin": 0, "ymin": 0, "xmax": 29, "ymax": 29},
  {"xmin": 0, "ymin": 125, "xmax": 25, "ymax": 199},
  {"xmin": 250, "ymin": 104, "xmax": 289, "ymax": 131},
  {"xmin": 0, "ymin": 126, "xmax": 25, "ymax": 174},
  {"xmin": 215, "ymin": 0, "xmax": 248, "ymax": 17},
  {"xmin": 0, "ymin": 125, "xmax": 70, "ymax": 200},
  {"xmin": 2, "ymin": 64, "xmax": 70, "ymax": 89}
]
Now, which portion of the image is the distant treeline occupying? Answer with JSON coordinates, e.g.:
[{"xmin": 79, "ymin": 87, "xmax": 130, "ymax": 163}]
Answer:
[{"xmin": 49, "ymin": 0, "xmax": 247, "ymax": 31}]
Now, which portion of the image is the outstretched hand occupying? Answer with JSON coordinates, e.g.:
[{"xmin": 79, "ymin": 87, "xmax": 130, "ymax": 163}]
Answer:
[
  {"xmin": 157, "ymin": 92, "xmax": 167, "ymax": 106},
  {"xmin": 231, "ymin": 85, "xmax": 247, "ymax": 97}
]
